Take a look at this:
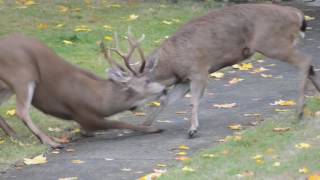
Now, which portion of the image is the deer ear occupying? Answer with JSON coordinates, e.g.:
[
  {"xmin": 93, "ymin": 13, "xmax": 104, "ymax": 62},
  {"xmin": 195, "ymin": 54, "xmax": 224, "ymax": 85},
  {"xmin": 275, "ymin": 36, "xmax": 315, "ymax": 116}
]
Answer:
[
  {"xmin": 107, "ymin": 69, "xmax": 131, "ymax": 83},
  {"xmin": 146, "ymin": 54, "xmax": 159, "ymax": 72}
]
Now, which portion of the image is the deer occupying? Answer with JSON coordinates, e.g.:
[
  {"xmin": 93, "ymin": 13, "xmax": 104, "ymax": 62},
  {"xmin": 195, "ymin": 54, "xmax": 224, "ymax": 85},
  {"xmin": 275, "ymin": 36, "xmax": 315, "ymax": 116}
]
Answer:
[
  {"xmin": 0, "ymin": 32, "xmax": 167, "ymax": 148},
  {"xmin": 129, "ymin": 4, "xmax": 320, "ymax": 138}
]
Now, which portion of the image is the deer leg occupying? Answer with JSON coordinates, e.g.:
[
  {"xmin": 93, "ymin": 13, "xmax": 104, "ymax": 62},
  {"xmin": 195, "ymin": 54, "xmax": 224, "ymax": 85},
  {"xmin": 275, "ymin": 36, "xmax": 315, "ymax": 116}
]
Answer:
[
  {"xmin": 143, "ymin": 82, "xmax": 190, "ymax": 126},
  {"xmin": 308, "ymin": 66, "xmax": 320, "ymax": 92},
  {"xmin": 188, "ymin": 77, "xmax": 207, "ymax": 138},
  {"xmin": 15, "ymin": 81, "xmax": 62, "ymax": 148},
  {"xmin": 0, "ymin": 88, "xmax": 16, "ymax": 137}
]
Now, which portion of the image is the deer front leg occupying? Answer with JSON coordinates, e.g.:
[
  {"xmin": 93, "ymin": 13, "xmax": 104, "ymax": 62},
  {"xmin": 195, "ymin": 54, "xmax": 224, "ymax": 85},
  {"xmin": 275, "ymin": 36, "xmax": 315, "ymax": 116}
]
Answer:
[
  {"xmin": 143, "ymin": 83, "xmax": 190, "ymax": 126},
  {"xmin": 15, "ymin": 81, "xmax": 62, "ymax": 148},
  {"xmin": 0, "ymin": 116, "xmax": 16, "ymax": 137},
  {"xmin": 188, "ymin": 77, "xmax": 207, "ymax": 138}
]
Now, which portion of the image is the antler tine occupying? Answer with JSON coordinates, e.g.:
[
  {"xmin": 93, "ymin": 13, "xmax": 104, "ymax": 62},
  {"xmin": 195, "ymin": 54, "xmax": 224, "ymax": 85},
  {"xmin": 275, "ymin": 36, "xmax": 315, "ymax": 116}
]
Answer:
[
  {"xmin": 100, "ymin": 40, "xmax": 125, "ymax": 71},
  {"xmin": 127, "ymin": 27, "xmax": 147, "ymax": 73}
]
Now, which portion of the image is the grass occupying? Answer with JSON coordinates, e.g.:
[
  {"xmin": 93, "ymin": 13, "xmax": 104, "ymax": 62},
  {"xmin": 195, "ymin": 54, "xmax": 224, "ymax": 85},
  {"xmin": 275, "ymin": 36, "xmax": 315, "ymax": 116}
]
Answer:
[
  {"xmin": 159, "ymin": 98, "xmax": 320, "ymax": 180},
  {"xmin": 0, "ymin": 0, "xmax": 220, "ymax": 171}
]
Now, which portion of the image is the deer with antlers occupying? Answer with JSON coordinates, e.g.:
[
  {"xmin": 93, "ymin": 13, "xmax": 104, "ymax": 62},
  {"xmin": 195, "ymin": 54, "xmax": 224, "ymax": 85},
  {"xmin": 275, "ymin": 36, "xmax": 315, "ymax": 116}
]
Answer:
[
  {"xmin": 127, "ymin": 4, "xmax": 320, "ymax": 138},
  {"xmin": 0, "ymin": 32, "xmax": 166, "ymax": 148}
]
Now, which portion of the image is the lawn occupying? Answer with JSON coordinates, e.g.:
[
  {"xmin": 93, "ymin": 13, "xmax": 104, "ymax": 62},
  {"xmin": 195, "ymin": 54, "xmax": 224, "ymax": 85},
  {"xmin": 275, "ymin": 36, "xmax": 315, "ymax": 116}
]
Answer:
[
  {"xmin": 158, "ymin": 99, "xmax": 320, "ymax": 180},
  {"xmin": 0, "ymin": 0, "xmax": 219, "ymax": 171}
]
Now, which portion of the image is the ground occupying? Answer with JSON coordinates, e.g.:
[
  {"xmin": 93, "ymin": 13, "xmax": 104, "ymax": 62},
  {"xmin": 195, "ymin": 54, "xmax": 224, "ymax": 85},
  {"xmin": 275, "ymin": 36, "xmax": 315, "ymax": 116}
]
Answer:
[{"xmin": 1, "ymin": 1, "xmax": 320, "ymax": 180}]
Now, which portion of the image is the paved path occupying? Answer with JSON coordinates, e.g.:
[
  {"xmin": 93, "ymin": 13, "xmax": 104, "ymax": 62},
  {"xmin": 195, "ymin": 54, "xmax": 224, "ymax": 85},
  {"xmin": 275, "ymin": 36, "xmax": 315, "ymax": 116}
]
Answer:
[{"xmin": 1, "ymin": 2, "xmax": 320, "ymax": 180}]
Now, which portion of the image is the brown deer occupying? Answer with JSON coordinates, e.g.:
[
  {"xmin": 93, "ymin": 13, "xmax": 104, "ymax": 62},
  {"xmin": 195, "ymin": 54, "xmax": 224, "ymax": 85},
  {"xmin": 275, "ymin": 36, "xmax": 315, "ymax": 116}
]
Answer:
[
  {"xmin": 0, "ymin": 32, "xmax": 166, "ymax": 148},
  {"xmin": 135, "ymin": 4, "xmax": 320, "ymax": 137}
]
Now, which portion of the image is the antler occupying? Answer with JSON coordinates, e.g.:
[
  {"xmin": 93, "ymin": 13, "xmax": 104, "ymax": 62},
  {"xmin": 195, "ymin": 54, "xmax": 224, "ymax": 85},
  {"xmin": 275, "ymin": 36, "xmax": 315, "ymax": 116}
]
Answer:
[
  {"xmin": 100, "ymin": 40, "xmax": 126, "ymax": 72},
  {"xmin": 101, "ymin": 28, "xmax": 147, "ymax": 76}
]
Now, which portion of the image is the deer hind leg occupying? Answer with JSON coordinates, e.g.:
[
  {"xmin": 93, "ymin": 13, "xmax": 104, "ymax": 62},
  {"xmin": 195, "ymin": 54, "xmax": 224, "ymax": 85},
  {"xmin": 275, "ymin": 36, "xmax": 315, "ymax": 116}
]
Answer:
[
  {"xmin": 0, "ymin": 86, "xmax": 16, "ymax": 137},
  {"xmin": 188, "ymin": 74, "xmax": 207, "ymax": 138},
  {"xmin": 255, "ymin": 40, "xmax": 311, "ymax": 118},
  {"xmin": 14, "ymin": 81, "xmax": 62, "ymax": 148},
  {"xmin": 143, "ymin": 82, "xmax": 190, "ymax": 126}
]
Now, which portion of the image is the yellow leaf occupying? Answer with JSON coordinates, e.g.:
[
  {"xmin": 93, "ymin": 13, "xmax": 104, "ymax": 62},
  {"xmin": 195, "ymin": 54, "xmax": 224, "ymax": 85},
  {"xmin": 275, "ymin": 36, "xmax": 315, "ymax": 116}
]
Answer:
[
  {"xmin": 271, "ymin": 99, "xmax": 296, "ymax": 106},
  {"xmin": 58, "ymin": 5, "xmax": 69, "ymax": 13},
  {"xmin": 209, "ymin": 72, "xmax": 224, "ymax": 78},
  {"xmin": 63, "ymin": 40, "xmax": 73, "ymax": 45},
  {"xmin": 127, "ymin": 14, "xmax": 139, "ymax": 21},
  {"xmin": 162, "ymin": 20, "xmax": 172, "ymax": 25},
  {"xmin": 172, "ymin": 18, "xmax": 181, "ymax": 23},
  {"xmin": 228, "ymin": 124, "xmax": 242, "ymax": 130},
  {"xmin": 309, "ymin": 174, "xmax": 320, "ymax": 180},
  {"xmin": 37, "ymin": 23, "xmax": 48, "ymax": 30},
  {"xmin": 178, "ymin": 145, "xmax": 190, "ymax": 150},
  {"xmin": 233, "ymin": 63, "xmax": 253, "ymax": 71},
  {"xmin": 74, "ymin": 27, "xmax": 91, "ymax": 32},
  {"xmin": 228, "ymin": 78, "xmax": 244, "ymax": 85},
  {"xmin": 176, "ymin": 152, "xmax": 187, "ymax": 156},
  {"xmin": 275, "ymin": 109, "xmax": 289, "ymax": 112},
  {"xmin": 305, "ymin": 15, "xmax": 315, "ymax": 21},
  {"xmin": 138, "ymin": 172, "xmax": 162, "ymax": 180},
  {"xmin": 59, "ymin": 177, "xmax": 78, "ymax": 180},
  {"xmin": 175, "ymin": 156, "xmax": 190, "ymax": 161},
  {"xmin": 255, "ymin": 159, "xmax": 264, "ymax": 164},
  {"xmin": 107, "ymin": 4, "xmax": 121, "ymax": 8},
  {"xmin": 134, "ymin": 112, "xmax": 146, "ymax": 116},
  {"xmin": 273, "ymin": 127, "xmax": 290, "ymax": 132},
  {"xmin": 251, "ymin": 67, "xmax": 269, "ymax": 74},
  {"xmin": 0, "ymin": 139, "xmax": 5, "ymax": 144},
  {"xmin": 175, "ymin": 111, "xmax": 187, "ymax": 115},
  {"xmin": 252, "ymin": 154, "xmax": 263, "ymax": 160},
  {"xmin": 202, "ymin": 154, "xmax": 216, "ymax": 158},
  {"xmin": 103, "ymin": 25, "xmax": 113, "ymax": 31},
  {"xmin": 104, "ymin": 36, "xmax": 113, "ymax": 41},
  {"xmin": 295, "ymin": 143, "xmax": 311, "ymax": 149},
  {"xmin": 17, "ymin": 0, "xmax": 35, "ymax": 6},
  {"xmin": 71, "ymin": 160, "xmax": 85, "ymax": 164},
  {"xmin": 6, "ymin": 109, "xmax": 16, "ymax": 117},
  {"xmin": 182, "ymin": 166, "xmax": 195, "ymax": 172},
  {"xmin": 149, "ymin": 101, "xmax": 161, "ymax": 107},
  {"xmin": 55, "ymin": 23, "xmax": 64, "ymax": 28},
  {"xmin": 213, "ymin": 103, "xmax": 237, "ymax": 109},
  {"xmin": 233, "ymin": 135, "xmax": 242, "ymax": 141},
  {"xmin": 299, "ymin": 167, "xmax": 309, "ymax": 174},
  {"xmin": 273, "ymin": 162, "xmax": 281, "ymax": 167},
  {"xmin": 24, "ymin": 154, "xmax": 47, "ymax": 165}
]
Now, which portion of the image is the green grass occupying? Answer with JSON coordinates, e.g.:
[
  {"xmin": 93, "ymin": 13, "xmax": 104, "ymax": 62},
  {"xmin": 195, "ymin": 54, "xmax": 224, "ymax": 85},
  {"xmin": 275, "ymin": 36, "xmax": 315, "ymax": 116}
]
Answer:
[
  {"xmin": 160, "ymin": 98, "xmax": 320, "ymax": 180},
  {"xmin": 0, "ymin": 0, "xmax": 220, "ymax": 171}
]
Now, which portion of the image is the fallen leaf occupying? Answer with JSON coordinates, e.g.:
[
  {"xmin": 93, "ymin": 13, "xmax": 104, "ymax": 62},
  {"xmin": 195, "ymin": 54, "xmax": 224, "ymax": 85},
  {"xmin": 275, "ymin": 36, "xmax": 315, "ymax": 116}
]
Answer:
[
  {"xmin": 178, "ymin": 145, "xmax": 190, "ymax": 150},
  {"xmin": 243, "ymin": 113, "xmax": 261, "ymax": 117},
  {"xmin": 58, "ymin": 5, "xmax": 69, "ymax": 13},
  {"xmin": 104, "ymin": 158, "xmax": 114, "ymax": 161},
  {"xmin": 127, "ymin": 14, "xmax": 139, "ymax": 21},
  {"xmin": 59, "ymin": 177, "xmax": 78, "ymax": 180},
  {"xmin": 0, "ymin": 139, "xmax": 5, "ymax": 144},
  {"xmin": 295, "ymin": 143, "xmax": 311, "ymax": 149},
  {"xmin": 138, "ymin": 172, "xmax": 163, "ymax": 180},
  {"xmin": 71, "ymin": 160, "xmax": 85, "ymax": 164},
  {"xmin": 104, "ymin": 36, "xmax": 113, "ymax": 41},
  {"xmin": 55, "ymin": 23, "xmax": 64, "ymax": 28},
  {"xmin": 209, "ymin": 72, "xmax": 224, "ymax": 79},
  {"xmin": 202, "ymin": 154, "xmax": 216, "ymax": 158},
  {"xmin": 228, "ymin": 124, "xmax": 242, "ymax": 130},
  {"xmin": 271, "ymin": 99, "xmax": 296, "ymax": 106},
  {"xmin": 260, "ymin": 73, "xmax": 273, "ymax": 78},
  {"xmin": 74, "ymin": 27, "xmax": 91, "ymax": 32},
  {"xmin": 252, "ymin": 154, "xmax": 263, "ymax": 160},
  {"xmin": 48, "ymin": 127, "xmax": 62, "ymax": 132},
  {"xmin": 103, "ymin": 25, "xmax": 113, "ymax": 31},
  {"xmin": 37, "ymin": 23, "xmax": 48, "ymax": 30},
  {"xmin": 134, "ymin": 112, "xmax": 146, "ymax": 116},
  {"xmin": 63, "ymin": 40, "xmax": 74, "ymax": 45},
  {"xmin": 51, "ymin": 150, "xmax": 60, "ymax": 154},
  {"xmin": 175, "ymin": 111, "xmax": 187, "ymax": 115},
  {"xmin": 162, "ymin": 20, "xmax": 172, "ymax": 25},
  {"xmin": 251, "ymin": 67, "xmax": 269, "ymax": 74},
  {"xmin": 24, "ymin": 154, "xmax": 47, "ymax": 165},
  {"xmin": 309, "ymin": 174, "xmax": 320, "ymax": 180},
  {"xmin": 6, "ymin": 109, "xmax": 16, "ymax": 117},
  {"xmin": 172, "ymin": 18, "xmax": 180, "ymax": 23},
  {"xmin": 175, "ymin": 156, "xmax": 190, "ymax": 161},
  {"xmin": 156, "ymin": 120, "xmax": 172, "ymax": 123},
  {"xmin": 299, "ymin": 167, "xmax": 309, "ymax": 174},
  {"xmin": 157, "ymin": 164, "xmax": 167, "ymax": 168},
  {"xmin": 149, "ymin": 101, "xmax": 161, "ymax": 107},
  {"xmin": 232, "ymin": 63, "xmax": 253, "ymax": 71},
  {"xmin": 236, "ymin": 171, "xmax": 254, "ymax": 178},
  {"xmin": 182, "ymin": 166, "xmax": 195, "ymax": 172},
  {"xmin": 273, "ymin": 127, "xmax": 290, "ymax": 132},
  {"xmin": 228, "ymin": 78, "xmax": 244, "ymax": 85},
  {"xmin": 121, "ymin": 168, "xmax": 132, "ymax": 172},
  {"xmin": 213, "ymin": 103, "xmax": 237, "ymax": 109},
  {"xmin": 233, "ymin": 135, "xmax": 242, "ymax": 141},
  {"xmin": 255, "ymin": 159, "xmax": 264, "ymax": 164},
  {"xmin": 176, "ymin": 152, "xmax": 187, "ymax": 156},
  {"xmin": 275, "ymin": 109, "xmax": 289, "ymax": 112},
  {"xmin": 305, "ymin": 15, "xmax": 315, "ymax": 21},
  {"xmin": 273, "ymin": 162, "xmax": 281, "ymax": 167},
  {"xmin": 107, "ymin": 4, "xmax": 121, "ymax": 8}
]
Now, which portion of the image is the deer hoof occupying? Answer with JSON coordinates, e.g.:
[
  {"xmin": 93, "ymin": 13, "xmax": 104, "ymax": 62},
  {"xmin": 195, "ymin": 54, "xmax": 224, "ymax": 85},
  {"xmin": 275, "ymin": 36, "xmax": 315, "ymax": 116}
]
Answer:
[
  {"xmin": 188, "ymin": 129, "xmax": 197, "ymax": 139},
  {"xmin": 49, "ymin": 142, "xmax": 64, "ymax": 149}
]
